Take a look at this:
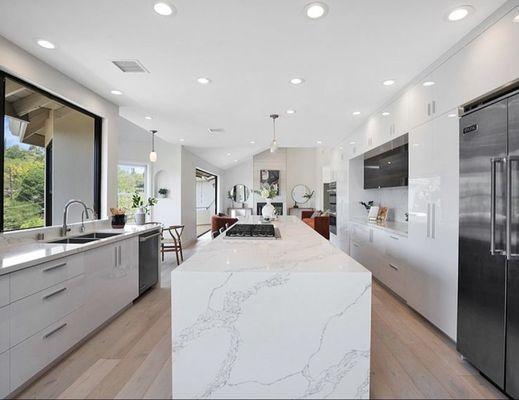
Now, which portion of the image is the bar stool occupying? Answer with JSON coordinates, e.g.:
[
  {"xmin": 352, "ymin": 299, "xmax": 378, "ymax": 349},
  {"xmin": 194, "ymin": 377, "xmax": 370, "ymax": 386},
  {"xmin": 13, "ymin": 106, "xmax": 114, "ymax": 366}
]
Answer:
[{"xmin": 161, "ymin": 225, "xmax": 185, "ymax": 265}]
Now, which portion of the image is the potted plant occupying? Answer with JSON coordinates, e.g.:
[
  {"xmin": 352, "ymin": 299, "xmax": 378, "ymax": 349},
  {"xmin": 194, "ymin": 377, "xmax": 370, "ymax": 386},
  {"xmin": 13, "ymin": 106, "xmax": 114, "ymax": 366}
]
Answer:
[
  {"xmin": 158, "ymin": 188, "xmax": 168, "ymax": 198},
  {"xmin": 132, "ymin": 192, "xmax": 158, "ymax": 225},
  {"xmin": 254, "ymin": 184, "xmax": 278, "ymax": 220}
]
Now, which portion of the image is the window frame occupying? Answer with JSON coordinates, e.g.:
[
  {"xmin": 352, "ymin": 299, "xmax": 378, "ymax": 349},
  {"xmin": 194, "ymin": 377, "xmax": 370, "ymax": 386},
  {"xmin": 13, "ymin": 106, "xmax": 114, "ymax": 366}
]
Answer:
[
  {"xmin": 0, "ymin": 71, "xmax": 102, "ymax": 232},
  {"xmin": 117, "ymin": 162, "xmax": 150, "ymax": 216}
]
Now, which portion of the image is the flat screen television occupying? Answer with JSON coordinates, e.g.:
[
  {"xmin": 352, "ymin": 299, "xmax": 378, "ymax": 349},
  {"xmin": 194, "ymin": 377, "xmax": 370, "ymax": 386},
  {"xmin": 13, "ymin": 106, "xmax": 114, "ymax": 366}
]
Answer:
[{"xmin": 364, "ymin": 143, "xmax": 408, "ymax": 189}]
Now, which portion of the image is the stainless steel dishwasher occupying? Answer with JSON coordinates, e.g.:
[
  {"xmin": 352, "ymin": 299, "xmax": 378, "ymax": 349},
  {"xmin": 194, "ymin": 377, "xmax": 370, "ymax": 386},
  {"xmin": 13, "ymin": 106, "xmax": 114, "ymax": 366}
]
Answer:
[{"xmin": 139, "ymin": 229, "xmax": 161, "ymax": 295}]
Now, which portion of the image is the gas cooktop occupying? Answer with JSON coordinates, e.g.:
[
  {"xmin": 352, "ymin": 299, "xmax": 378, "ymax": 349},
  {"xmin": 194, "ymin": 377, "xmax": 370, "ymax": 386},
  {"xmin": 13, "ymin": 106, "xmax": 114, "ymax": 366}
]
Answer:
[{"xmin": 224, "ymin": 224, "xmax": 280, "ymax": 239}]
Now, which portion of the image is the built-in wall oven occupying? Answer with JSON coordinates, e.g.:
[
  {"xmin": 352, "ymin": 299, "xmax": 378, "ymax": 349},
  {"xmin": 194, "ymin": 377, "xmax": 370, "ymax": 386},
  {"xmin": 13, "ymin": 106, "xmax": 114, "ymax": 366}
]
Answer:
[{"xmin": 326, "ymin": 182, "xmax": 337, "ymax": 235}]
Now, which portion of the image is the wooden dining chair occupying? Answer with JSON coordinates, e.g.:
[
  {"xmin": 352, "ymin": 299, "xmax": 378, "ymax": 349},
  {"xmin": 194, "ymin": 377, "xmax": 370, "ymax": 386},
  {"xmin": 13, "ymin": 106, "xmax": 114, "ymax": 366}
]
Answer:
[{"xmin": 161, "ymin": 225, "xmax": 185, "ymax": 265}]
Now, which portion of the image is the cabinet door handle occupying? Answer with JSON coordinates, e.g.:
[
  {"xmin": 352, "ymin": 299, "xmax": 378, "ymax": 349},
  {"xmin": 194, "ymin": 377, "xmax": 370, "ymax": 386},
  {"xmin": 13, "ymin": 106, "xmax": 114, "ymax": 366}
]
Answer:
[
  {"xmin": 431, "ymin": 203, "xmax": 436, "ymax": 239},
  {"xmin": 390, "ymin": 235, "xmax": 399, "ymax": 240},
  {"xmin": 427, "ymin": 103, "xmax": 431, "ymax": 116},
  {"xmin": 43, "ymin": 323, "xmax": 67, "ymax": 339},
  {"xmin": 118, "ymin": 246, "xmax": 122, "ymax": 266},
  {"xmin": 353, "ymin": 242, "xmax": 360, "ymax": 248},
  {"xmin": 432, "ymin": 100, "xmax": 437, "ymax": 114},
  {"xmin": 388, "ymin": 263, "xmax": 399, "ymax": 271},
  {"xmin": 427, "ymin": 203, "xmax": 431, "ymax": 238},
  {"xmin": 42, "ymin": 287, "xmax": 67, "ymax": 301},
  {"xmin": 115, "ymin": 247, "xmax": 118, "ymax": 267},
  {"xmin": 42, "ymin": 262, "xmax": 67, "ymax": 273}
]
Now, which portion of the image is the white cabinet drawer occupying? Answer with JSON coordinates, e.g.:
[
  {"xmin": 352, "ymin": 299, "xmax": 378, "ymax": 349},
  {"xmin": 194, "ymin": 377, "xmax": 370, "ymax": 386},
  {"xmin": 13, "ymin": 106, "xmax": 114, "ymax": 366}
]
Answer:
[
  {"xmin": 0, "ymin": 274, "xmax": 9, "ymax": 307},
  {"xmin": 0, "ymin": 305, "xmax": 9, "ymax": 354},
  {"xmin": 10, "ymin": 307, "xmax": 85, "ymax": 391},
  {"xmin": 10, "ymin": 254, "xmax": 84, "ymax": 302},
  {"xmin": 0, "ymin": 350, "xmax": 9, "ymax": 398},
  {"xmin": 350, "ymin": 223, "xmax": 370, "ymax": 245},
  {"xmin": 379, "ymin": 260, "xmax": 405, "ymax": 297},
  {"xmin": 10, "ymin": 274, "xmax": 85, "ymax": 346}
]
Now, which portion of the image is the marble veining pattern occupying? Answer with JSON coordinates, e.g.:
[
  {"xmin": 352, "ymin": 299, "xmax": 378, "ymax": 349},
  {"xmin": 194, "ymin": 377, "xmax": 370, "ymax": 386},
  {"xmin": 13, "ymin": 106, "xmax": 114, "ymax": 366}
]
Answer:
[{"xmin": 172, "ymin": 216, "xmax": 371, "ymax": 399}]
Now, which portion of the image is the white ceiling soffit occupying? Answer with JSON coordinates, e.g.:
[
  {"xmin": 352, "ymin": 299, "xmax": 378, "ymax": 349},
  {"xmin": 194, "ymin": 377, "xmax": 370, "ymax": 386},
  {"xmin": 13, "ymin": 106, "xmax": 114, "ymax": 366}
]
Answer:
[{"xmin": 0, "ymin": 0, "xmax": 508, "ymax": 169}]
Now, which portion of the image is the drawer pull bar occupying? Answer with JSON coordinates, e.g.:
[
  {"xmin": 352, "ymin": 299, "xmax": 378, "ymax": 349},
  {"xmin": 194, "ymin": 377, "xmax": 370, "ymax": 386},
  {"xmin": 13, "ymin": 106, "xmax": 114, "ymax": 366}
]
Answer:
[
  {"xmin": 43, "ymin": 323, "xmax": 68, "ymax": 339},
  {"xmin": 42, "ymin": 287, "xmax": 67, "ymax": 301},
  {"xmin": 388, "ymin": 263, "xmax": 399, "ymax": 271},
  {"xmin": 42, "ymin": 262, "xmax": 67, "ymax": 273},
  {"xmin": 390, "ymin": 235, "xmax": 399, "ymax": 240}
]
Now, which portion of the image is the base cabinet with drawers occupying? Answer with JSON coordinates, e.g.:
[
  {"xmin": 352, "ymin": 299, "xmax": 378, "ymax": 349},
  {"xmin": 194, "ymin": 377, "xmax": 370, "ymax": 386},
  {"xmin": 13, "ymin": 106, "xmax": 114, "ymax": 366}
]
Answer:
[
  {"xmin": 349, "ymin": 223, "xmax": 408, "ymax": 301},
  {"xmin": 1, "ymin": 236, "xmax": 141, "ymax": 397}
]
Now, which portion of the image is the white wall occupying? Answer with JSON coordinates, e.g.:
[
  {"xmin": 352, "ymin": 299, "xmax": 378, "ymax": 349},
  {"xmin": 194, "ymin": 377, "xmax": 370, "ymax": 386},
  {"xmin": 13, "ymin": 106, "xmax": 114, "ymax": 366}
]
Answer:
[
  {"xmin": 52, "ymin": 112, "xmax": 95, "ymax": 224},
  {"xmin": 0, "ymin": 35, "xmax": 119, "ymax": 220},
  {"xmin": 181, "ymin": 147, "xmax": 223, "ymax": 245},
  {"xmin": 221, "ymin": 157, "xmax": 253, "ymax": 211},
  {"xmin": 118, "ymin": 117, "xmax": 182, "ymax": 227},
  {"xmin": 286, "ymin": 148, "xmax": 317, "ymax": 209}
]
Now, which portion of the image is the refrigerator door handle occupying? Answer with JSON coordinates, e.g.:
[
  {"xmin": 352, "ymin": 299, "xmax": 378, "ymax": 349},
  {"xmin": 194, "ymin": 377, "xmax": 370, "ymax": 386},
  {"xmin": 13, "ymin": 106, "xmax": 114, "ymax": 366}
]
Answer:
[
  {"xmin": 507, "ymin": 156, "xmax": 519, "ymax": 260},
  {"xmin": 491, "ymin": 157, "xmax": 506, "ymax": 255},
  {"xmin": 431, "ymin": 203, "xmax": 436, "ymax": 239}
]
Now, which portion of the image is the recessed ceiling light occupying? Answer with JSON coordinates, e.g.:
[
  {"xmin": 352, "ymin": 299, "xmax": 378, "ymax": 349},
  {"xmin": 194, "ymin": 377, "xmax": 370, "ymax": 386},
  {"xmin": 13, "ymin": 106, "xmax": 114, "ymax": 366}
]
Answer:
[
  {"xmin": 110, "ymin": 90, "xmax": 123, "ymax": 95},
  {"xmin": 290, "ymin": 77, "xmax": 305, "ymax": 85},
  {"xmin": 423, "ymin": 81, "xmax": 436, "ymax": 87},
  {"xmin": 339, "ymin": 146, "xmax": 343, "ymax": 150},
  {"xmin": 179, "ymin": 138, "xmax": 185, "ymax": 142},
  {"xmin": 226, "ymin": 153, "xmax": 231, "ymax": 156},
  {"xmin": 145, "ymin": 116, "xmax": 152, "ymax": 120},
  {"xmin": 197, "ymin": 77, "xmax": 211, "ymax": 85},
  {"xmin": 383, "ymin": 79, "xmax": 395, "ymax": 86},
  {"xmin": 448, "ymin": 113, "xmax": 458, "ymax": 118},
  {"xmin": 37, "ymin": 39, "xmax": 56, "ymax": 49},
  {"xmin": 286, "ymin": 109, "xmax": 296, "ymax": 115},
  {"xmin": 352, "ymin": 111, "xmax": 361, "ymax": 116},
  {"xmin": 513, "ymin": 12, "xmax": 519, "ymax": 22},
  {"xmin": 382, "ymin": 111, "xmax": 391, "ymax": 116},
  {"xmin": 349, "ymin": 141, "xmax": 356, "ymax": 145},
  {"xmin": 154, "ymin": 2, "xmax": 175, "ymax": 16},
  {"xmin": 316, "ymin": 140, "xmax": 323, "ymax": 145},
  {"xmin": 447, "ymin": 5, "xmax": 474, "ymax": 22},
  {"xmin": 234, "ymin": 159, "xmax": 238, "ymax": 162},
  {"xmin": 304, "ymin": 2, "xmax": 329, "ymax": 19},
  {"xmin": 249, "ymin": 140, "xmax": 256, "ymax": 144}
]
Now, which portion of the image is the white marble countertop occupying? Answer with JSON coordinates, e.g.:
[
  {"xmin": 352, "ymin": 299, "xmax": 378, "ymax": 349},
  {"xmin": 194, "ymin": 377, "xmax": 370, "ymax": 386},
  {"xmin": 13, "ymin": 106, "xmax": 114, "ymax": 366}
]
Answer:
[
  {"xmin": 350, "ymin": 216, "xmax": 408, "ymax": 237},
  {"xmin": 0, "ymin": 224, "xmax": 160, "ymax": 276},
  {"xmin": 175, "ymin": 216, "xmax": 369, "ymax": 274}
]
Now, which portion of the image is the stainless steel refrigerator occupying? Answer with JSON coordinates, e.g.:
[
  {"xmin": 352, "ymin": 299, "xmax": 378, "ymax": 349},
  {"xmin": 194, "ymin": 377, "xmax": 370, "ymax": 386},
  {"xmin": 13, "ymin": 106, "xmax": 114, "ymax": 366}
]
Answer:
[{"xmin": 458, "ymin": 90, "xmax": 519, "ymax": 397}]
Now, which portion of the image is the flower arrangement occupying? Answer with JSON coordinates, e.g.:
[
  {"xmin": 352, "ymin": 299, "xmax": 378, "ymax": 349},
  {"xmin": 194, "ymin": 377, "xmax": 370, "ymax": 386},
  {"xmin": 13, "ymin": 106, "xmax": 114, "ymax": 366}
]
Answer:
[
  {"xmin": 132, "ymin": 192, "xmax": 158, "ymax": 215},
  {"xmin": 254, "ymin": 184, "xmax": 277, "ymax": 200}
]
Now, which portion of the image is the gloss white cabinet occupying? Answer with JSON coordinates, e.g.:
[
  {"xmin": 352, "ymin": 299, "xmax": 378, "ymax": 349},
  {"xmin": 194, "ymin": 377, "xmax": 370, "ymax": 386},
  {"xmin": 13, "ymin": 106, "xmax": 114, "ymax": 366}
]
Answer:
[
  {"xmin": 0, "ymin": 274, "xmax": 9, "ymax": 307},
  {"xmin": 0, "ymin": 305, "xmax": 9, "ymax": 354},
  {"xmin": 0, "ymin": 350, "xmax": 9, "ymax": 398},
  {"xmin": 83, "ymin": 238, "xmax": 139, "ymax": 335},
  {"xmin": 10, "ymin": 274, "xmax": 85, "ymax": 346},
  {"xmin": 407, "ymin": 111, "xmax": 459, "ymax": 340}
]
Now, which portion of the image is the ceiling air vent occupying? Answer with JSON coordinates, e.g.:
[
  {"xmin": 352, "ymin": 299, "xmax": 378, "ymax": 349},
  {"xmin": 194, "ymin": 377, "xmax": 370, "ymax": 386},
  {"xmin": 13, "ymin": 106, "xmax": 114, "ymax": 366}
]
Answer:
[
  {"xmin": 111, "ymin": 59, "xmax": 149, "ymax": 73},
  {"xmin": 208, "ymin": 128, "xmax": 224, "ymax": 134}
]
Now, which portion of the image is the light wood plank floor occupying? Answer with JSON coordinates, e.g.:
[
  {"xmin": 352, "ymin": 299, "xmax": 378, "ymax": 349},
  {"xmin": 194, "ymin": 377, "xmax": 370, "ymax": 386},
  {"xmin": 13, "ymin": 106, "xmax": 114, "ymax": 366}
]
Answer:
[{"xmin": 18, "ymin": 240, "xmax": 506, "ymax": 399}]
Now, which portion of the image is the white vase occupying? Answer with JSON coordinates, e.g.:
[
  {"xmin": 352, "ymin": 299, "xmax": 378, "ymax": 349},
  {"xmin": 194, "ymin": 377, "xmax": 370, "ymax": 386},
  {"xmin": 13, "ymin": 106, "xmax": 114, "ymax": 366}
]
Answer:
[
  {"xmin": 261, "ymin": 199, "xmax": 276, "ymax": 219},
  {"xmin": 135, "ymin": 207, "xmax": 146, "ymax": 225}
]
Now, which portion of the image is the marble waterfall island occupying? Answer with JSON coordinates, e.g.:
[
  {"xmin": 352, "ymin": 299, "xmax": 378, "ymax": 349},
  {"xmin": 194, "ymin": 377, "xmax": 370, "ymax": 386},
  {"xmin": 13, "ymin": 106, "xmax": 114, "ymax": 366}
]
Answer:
[{"xmin": 171, "ymin": 216, "xmax": 372, "ymax": 399}]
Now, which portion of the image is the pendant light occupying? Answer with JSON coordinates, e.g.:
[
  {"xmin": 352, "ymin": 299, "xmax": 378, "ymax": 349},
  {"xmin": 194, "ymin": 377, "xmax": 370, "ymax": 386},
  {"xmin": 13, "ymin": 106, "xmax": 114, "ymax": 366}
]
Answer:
[
  {"xmin": 269, "ymin": 114, "xmax": 279, "ymax": 153},
  {"xmin": 149, "ymin": 130, "xmax": 157, "ymax": 162}
]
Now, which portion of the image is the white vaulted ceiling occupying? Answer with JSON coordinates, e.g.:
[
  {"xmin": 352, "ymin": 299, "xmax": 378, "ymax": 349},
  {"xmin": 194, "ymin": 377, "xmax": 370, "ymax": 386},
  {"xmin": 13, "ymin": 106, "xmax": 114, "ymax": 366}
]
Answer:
[{"xmin": 0, "ymin": 0, "xmax": 507, "ymax": 168}]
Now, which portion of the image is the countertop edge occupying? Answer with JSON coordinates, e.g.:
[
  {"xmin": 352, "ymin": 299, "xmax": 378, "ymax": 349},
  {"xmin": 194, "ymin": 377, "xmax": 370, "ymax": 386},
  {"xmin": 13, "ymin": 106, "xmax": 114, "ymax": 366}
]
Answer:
[
  {"xmin": 349, "ymin": 218, "xmax": 408, "ymax": 237},
  {"xmin": 0, "ymin": 225, "xmax": 161, "ymax": 276}
]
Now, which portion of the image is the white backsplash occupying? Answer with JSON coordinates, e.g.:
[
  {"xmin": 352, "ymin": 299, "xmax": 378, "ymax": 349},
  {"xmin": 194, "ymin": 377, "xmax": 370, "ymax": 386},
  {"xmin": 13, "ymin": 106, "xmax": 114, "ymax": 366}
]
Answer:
[{"xmin": 357, "ymin": 186, "xmax": 408, "ymax": 223}]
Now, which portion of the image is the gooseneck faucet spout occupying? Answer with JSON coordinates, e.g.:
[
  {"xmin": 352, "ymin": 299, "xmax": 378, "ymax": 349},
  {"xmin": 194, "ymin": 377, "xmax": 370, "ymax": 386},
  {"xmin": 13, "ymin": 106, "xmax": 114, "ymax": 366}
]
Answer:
[{"xmin": 61, "ymin": 199, "xmax": 90, "ymax": 236}]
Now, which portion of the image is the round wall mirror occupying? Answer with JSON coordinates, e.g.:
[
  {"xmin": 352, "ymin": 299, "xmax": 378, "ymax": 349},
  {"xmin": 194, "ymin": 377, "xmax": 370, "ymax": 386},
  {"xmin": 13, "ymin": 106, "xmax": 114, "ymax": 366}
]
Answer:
[
  {"xmin": 230, "ymin": 184, "xmax": 250, "ymax": 204},
  {"xmin": 291, "ymin": 184, "xmax": 312, "ymax": 206}
]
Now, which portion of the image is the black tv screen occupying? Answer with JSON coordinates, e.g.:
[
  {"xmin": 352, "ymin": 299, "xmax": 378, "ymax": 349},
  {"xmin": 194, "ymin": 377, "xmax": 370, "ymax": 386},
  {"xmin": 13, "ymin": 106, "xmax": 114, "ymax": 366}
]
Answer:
[{"xmin": 364, "ymin": 144, "xmax": 408, "ymax": 189}]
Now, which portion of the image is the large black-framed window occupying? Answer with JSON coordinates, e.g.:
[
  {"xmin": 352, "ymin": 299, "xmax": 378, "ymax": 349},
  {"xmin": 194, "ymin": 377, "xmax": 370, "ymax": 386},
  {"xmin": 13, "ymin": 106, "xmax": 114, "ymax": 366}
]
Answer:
[{"xmin": 0, "ymin": 71, "xmax": 102, "ymax": 232}]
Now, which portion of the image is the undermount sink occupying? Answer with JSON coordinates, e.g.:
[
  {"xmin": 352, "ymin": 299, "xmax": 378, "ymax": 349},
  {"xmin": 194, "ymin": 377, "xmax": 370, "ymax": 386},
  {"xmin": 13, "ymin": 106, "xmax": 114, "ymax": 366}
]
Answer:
[{"xmin": 49, "ymin": 231, "xmax": 123, "ymax": 244}]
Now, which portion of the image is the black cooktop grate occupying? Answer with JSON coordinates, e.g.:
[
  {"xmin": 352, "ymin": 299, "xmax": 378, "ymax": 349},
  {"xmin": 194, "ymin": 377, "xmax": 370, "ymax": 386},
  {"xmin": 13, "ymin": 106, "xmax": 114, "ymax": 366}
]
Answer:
[{"xmin": 226, "ymin": 224, "xmax": 276, "ymax": 238}]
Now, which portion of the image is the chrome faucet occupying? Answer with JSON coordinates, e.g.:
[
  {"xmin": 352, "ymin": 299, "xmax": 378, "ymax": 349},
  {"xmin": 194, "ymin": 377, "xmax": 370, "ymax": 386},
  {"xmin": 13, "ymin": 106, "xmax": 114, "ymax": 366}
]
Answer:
[
  {"xmin": 81, "ymin": 207, "xmax": 97, "ymax": 233},
  {"xmin": 61, "ymin": 199, "xmax": 90, "ymax": 236}
]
